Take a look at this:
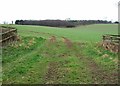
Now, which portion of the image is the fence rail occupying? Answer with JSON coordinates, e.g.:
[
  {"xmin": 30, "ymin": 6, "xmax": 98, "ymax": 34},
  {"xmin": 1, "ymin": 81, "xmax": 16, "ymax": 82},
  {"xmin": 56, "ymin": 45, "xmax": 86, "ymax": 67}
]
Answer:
[{"xmin": 0, "ymin": 27, "xmax": 17, "ymax": 47}]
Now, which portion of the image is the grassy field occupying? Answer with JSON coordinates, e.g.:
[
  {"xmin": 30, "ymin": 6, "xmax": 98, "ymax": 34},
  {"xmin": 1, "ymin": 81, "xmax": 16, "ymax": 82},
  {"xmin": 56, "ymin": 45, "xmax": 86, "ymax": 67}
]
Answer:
[
  {"xmin": 2, "ymin": 24, "xmax": 118, "ymax": 84},
  {"xmin": 12, "ymin": 24, "xmax": 118, "ymax": 42}
]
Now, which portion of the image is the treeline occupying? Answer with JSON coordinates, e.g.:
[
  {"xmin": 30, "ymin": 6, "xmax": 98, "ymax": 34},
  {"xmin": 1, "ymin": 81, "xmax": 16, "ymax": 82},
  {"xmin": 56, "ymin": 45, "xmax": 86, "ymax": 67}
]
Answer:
[{"xmin": 15, "ymin": 20, "xmax": 112, "ymax": 27}]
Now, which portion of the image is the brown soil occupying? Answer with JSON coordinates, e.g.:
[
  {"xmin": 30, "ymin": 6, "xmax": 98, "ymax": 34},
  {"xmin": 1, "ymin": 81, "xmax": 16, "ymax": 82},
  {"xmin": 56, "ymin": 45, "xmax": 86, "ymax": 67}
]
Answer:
[
  {"xmin": 62, "ymin": 37, "xmax": 73, "ymax": 48},
  {"xmin": 44, "ymin": 62, "xmax": 60, "ymax": 84},
  {"xmin": 49, "ymin": 36, "xmax": 56, "ymax": 43},
  {"xmin": 57, "ymin": 53, "xmax": 68, "ymax": 58}
]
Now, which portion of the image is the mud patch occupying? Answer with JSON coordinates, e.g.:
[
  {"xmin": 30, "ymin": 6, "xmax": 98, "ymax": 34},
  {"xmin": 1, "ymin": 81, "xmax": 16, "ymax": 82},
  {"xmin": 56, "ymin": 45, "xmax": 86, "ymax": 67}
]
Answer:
[
  {"xmin": 62, "ymin": 37, "xmax": 73, "ymax": 48},
  {"xmin": 44, "ymin": 62, "xmax": 60, "ymax": 84},
  {"xmin": 49, "ymin": 36, "xmax": 56, "ymax": 43}
]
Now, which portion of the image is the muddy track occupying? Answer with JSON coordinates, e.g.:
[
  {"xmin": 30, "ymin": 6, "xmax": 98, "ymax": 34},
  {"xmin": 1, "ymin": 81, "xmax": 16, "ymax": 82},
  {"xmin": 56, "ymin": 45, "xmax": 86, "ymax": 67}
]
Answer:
[
  {"xmin": 62, "ymin": 37, "xmax": 73, "ymax": 48},
  {"xmin": 78, "ymin": 56, "xmax": 118, "ymax": 84},
  {"xmin": 44, "ymin": 62, "xmax": 60, "ymax": 84},
  {"xmin": 54, "ymin": 37, "xmax": 118, "ymax": 83},
  {"xmin": 44, "ymin": 36, "xmax": 118, "ymax": 84},
  {"xmin": 63, "ymin": 38, "xmax": 118, "ymax": 84}
]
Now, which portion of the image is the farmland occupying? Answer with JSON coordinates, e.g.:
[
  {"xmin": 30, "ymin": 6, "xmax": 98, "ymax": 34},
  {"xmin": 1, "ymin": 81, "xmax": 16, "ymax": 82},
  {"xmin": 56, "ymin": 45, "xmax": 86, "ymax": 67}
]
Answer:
[
  {"xmin": 2, "ymin": 24, "xmax": 118, "ymax": 84},
  {"xmin": 14, "ymin": 24, "xmax": 118, "ymax": 42}
]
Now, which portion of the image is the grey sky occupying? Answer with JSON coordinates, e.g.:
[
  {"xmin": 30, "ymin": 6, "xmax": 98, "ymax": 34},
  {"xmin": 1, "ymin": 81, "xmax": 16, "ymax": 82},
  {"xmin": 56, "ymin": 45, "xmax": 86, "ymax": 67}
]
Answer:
[{"xmin": 0, "ymin": 0, "xmax": 119, "ymax": 24}]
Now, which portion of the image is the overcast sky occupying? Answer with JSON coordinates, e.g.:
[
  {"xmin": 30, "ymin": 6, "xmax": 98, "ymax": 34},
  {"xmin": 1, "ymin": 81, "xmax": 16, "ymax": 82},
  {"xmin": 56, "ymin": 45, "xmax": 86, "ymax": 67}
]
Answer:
[{"xmin": 0, "ymin": 0, "xmax": 119, "ymax": 24}]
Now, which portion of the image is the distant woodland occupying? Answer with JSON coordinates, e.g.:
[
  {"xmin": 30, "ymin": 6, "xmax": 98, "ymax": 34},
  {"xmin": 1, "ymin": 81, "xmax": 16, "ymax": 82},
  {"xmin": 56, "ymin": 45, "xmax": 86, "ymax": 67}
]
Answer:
[{"xmin": 15, "ymin": 20, "xmax": 112, "ymax": 27}]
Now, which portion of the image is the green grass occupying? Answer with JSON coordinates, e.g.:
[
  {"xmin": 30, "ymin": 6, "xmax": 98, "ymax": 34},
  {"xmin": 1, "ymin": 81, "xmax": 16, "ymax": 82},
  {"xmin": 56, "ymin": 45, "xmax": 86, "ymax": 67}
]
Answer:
[
  {"xmin": 1, "ymin": 24, "xmax": 118, "ymax": 84},
  {"xmin": 7, "ymin": 24, "xmax": 118, "ymax": 42}
]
